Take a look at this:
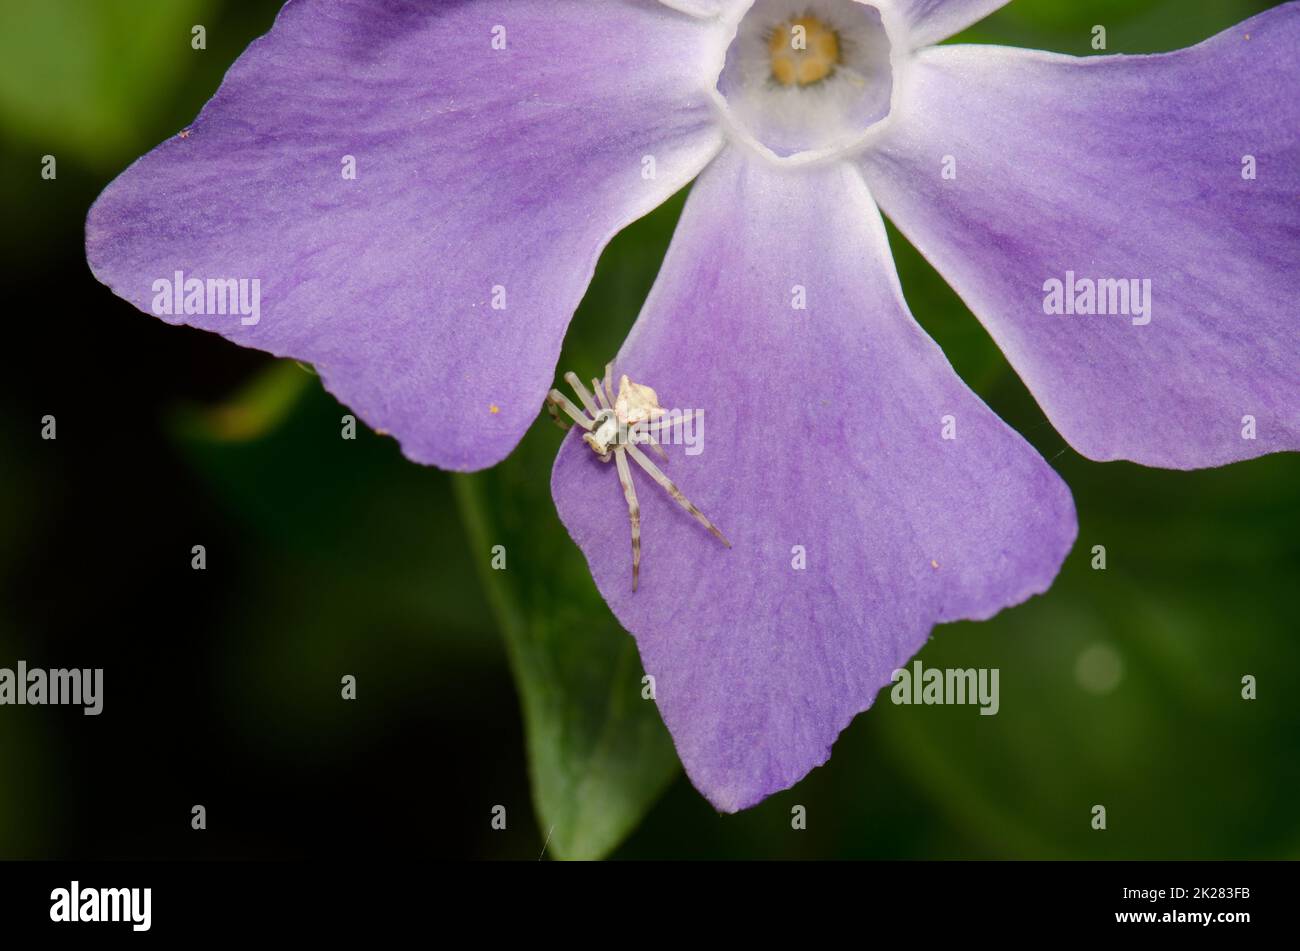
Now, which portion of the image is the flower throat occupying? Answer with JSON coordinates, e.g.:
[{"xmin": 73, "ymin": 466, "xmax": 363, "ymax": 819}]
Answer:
[{"xmin": 768, "ymin": 15, "xmax": 842, "ymax": 87}]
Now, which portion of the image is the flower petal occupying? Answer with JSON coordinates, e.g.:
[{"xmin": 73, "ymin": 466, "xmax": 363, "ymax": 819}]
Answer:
[
  {"xmin": 86, "ymin": 0, "xmax": 725, "ymax": 470},
  {"xmin": 858, "ymin": 5, "xmax": 1300, "ymax": 469},
  {"xmin": 892, "ymin": 0, "xmax": 1010, "ymax": 48},
  {"xmin": 550, "ymin": 147, "xmax": 1077, "ymax": 811}
]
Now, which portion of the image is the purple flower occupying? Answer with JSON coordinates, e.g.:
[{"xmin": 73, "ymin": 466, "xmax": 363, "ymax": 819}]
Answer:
[{"xmin": 86, "ymin": 0, "xmax": 1299, "ymax": 812}]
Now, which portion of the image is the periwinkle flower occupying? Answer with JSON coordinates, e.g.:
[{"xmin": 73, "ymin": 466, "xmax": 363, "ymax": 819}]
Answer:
[{"xmin": 86, "ymin": 0, "xmax": 1299, "ymax": 811}]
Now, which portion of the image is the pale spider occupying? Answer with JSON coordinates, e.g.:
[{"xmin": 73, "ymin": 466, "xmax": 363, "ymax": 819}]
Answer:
[{"xmin": 546, "ymin": 364, "xmax": 730, "ymax": 591}]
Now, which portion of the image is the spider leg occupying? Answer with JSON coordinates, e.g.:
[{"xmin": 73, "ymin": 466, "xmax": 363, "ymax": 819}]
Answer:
[
  {"xmin": 625, "ymin": 444, "xmax": 730, "ymax": 548},
  {"xmin": 592, "ymin": 376, "xmax": 612, "ymax": 411},
  {"xmin": 545, "ymin": 399, "xmax": 568, "ymax": 430},
  {"xmin": 546, "ymin": 389, "xmax": 593, "ymax": 430},
  {"xmin": 564, "ymin": 372, "xmax": 599, "ymax": 417},
  {"xmin": 614, "ymin": 447, "xmax": 641, "ymax": 591},
  {"xmin": 638, "ymin": 426, "xmax": 669, "ymax": 462},
  {"xmin": 603, "ymin": 362, "xmax": 616, "ymax": 406},
  {"xmin": 641, "ymin": 409, "xmax": 699, "ymax": 462}
]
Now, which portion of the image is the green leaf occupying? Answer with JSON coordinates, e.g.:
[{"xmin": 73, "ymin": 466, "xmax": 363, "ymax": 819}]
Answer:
[{"xmin": 454, "ymin": 420, "xmax": 680, "ymax": 861}]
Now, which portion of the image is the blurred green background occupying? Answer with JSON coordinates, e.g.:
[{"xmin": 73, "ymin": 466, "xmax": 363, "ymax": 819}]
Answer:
[{"xmin": 0, "ymin": 0, "xmax": 1295, "ymax": 860}]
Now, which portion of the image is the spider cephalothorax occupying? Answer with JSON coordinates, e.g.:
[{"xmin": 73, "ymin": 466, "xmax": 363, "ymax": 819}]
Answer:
[{"xmin": 546, "ymin": 364, "xmax": 729, "ymax": 591}]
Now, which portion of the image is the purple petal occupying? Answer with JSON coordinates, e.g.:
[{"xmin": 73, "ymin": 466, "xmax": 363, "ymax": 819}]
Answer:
[
  {"xmin": 550, "ymin": 148, "xmax": 1077, "ymax": 812},
  {"xmin": 86, "ymin": 0, "xmax": 723, "ymax": 470},
  {"xmin": 893, "ymin": 0, "xmax": 1010, "ymax": 48},
  {"xmin": 859, "ymin": 5, "xmax": 1300, "ymax": 469}
]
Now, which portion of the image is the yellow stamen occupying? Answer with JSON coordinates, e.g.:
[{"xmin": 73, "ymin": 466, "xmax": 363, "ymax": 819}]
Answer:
[{"xmin": 769, "ymin": 15, "xmax": 841, "ymax": 87}]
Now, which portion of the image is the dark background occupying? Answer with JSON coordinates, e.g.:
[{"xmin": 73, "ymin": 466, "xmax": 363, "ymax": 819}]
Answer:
[{"xmin": 1, "ymin": 0, "xmax": 1296, "ymax": 860}]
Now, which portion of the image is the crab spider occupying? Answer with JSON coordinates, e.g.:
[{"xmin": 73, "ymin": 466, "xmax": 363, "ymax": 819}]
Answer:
[{"xmin": 546, "ymin": 364, "xmax": 730, "ymax": 591}]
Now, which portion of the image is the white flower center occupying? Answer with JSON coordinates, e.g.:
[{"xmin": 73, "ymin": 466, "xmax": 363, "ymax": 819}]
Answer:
[{"xmin": 713, "ymin": 0, "xmax": 897, "ymax": 160}]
